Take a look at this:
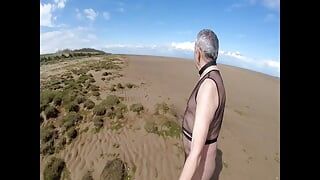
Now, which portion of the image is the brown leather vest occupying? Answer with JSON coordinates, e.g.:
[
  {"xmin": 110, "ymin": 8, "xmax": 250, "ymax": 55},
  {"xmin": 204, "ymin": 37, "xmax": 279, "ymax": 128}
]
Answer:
[{"xmin": 182, "ymin": 68, "xmax": 226, "ymax": 143}]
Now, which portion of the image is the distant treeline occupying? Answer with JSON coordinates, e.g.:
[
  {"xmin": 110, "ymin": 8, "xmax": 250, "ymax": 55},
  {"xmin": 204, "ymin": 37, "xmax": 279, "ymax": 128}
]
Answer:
[{"xmin": 40, "ymin": 48, "xmax": 111, "ymax": 65}]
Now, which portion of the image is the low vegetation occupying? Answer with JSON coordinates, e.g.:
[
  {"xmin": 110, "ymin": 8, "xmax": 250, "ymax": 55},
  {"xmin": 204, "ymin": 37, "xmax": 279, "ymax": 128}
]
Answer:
[
  {"xmin": 43, "ymin": 157, "xmax": 66, "ymax": 180},
  {"xmin": 100, "ymin": 158, "xmax": 128, "ymax": 180},
  {"xmin": 44, "ymin": 106, "xmax": 59, "ymax": 119},
  {"xmin": 93, "ymin": 105, "xmax": 106, "ymax": 116},
  {"xmin": 66, "ymin": 127, "xmax": 78, "ymax": 139},
  {"xmin": 84, "ymin": 100, "xmax": 95, "ymax": 109},
  {"xmin": 130, "ymin": 103, "xmax": 144, "ymax": 115}
]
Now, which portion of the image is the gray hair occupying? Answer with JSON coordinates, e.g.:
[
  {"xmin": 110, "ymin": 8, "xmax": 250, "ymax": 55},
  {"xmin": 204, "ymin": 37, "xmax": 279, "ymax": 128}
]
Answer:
[{"xmin": 195, "ymin": 29, "xmax": 219, "ymax": 61}]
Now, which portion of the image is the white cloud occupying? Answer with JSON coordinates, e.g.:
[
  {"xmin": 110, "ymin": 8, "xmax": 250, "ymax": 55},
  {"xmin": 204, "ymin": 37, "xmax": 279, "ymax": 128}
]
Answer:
[
  {"xmin": 54, "ymin": 0, "xmax": 67, "ymax": 9},
  {"xmin": 171, "ymin": 41, "xmax": 194, "ymax": 51},
  {"xmin": 263, "ymin": 60, "xmax": 280, "ymax": 70},
  {"xmin": 40, "ymin": 0, "xmax": 67, "ymax": 27},
  {"xmin": 219, "ymin": 50, "xmax": 250, "ymax": 62},
  {"xmin": 116, "ymin": 7, "xmax": 125, "ymax": 13},
  {"xmin": 40, "ymin": 27, "xmax": 101, "ymax": 54},
  {"xmin": 84, "ymin": 8, "xmax": 98, "ymax": 21},
  {"xmin": 40, "ymin": 3, "xmax": 54, "ymax": 27},
  {"xmin": 103, "ymin": 12, "xmax": 111, "ymax": 20},
  {"xmin": 262, "ymin": 0, "xmax": 280, "ymax": 11},
  {"xmin": 75, "ymin": 8, "xmax": 82, "ymax": 19},
  {"xmin": 228, "ymin": 0, "xmax": 279, "ymax": 12}
]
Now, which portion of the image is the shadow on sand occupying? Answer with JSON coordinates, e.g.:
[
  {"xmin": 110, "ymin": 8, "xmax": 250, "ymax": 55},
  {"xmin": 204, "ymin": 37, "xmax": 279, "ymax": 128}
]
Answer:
[{"xmin": 211, "ymin": 148, "xmax": 223, "ymax": 180}]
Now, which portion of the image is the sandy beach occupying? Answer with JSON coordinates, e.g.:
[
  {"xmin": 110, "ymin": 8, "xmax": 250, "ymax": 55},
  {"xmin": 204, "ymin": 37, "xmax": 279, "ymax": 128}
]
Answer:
[{"xmin": 40, "ymin": 54, "xmax": 279, "ymax": 180}]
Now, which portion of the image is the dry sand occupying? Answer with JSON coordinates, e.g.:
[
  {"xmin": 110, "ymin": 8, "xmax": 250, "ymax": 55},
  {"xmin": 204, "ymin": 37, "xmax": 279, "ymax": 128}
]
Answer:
[{"xmin": 40, "ymin": 54, "xmax": 279, "ymax": 180}]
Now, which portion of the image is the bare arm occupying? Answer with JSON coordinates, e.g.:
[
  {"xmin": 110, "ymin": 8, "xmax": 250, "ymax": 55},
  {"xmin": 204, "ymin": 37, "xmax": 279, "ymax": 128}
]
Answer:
[{"xmin": 179, "ymin": 79, "xmax": 219, "ymax": 180}]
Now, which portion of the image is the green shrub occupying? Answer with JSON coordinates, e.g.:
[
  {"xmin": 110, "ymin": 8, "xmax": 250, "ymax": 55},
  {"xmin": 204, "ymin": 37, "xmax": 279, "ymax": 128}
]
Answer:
[
  {"xmin": 89, "ymin": 78, "xmax": 96, "ymax": 83},
  {"xmin": 125, "ymin": 83, "xmax": 136, "ymax": 89},
  {"xmin": 62, "ymin": 112, "xmax": 83, "ymax": 129},
  {"xmin": 100, "ymin": 158, "xmax": 127, "ymax": 180},
  {"xmin": 41, "ymin": 90, "xmax": 55, "ymax": 105},
  {"xmin": 40, "ymin": 115, "xmax": 44, "ymax": 125},
  {"xmin": 130, "ymin": 103, "xmax": 144, "ymax": 115},
  {"xmin": 40, "ymin": 126, "xmax": 55, "ymax": 143},
  {"xmin": 41, "ymin": 140, "xmax": 55, "ymax": 155},
  {"xmin": 84, "ymin": 100, "xmax": 95, "ymax": 109},
  {"xmin": 77, "ymin": 74, "xmax": 90, "ymax": 84},
  {"xmin": 161, "ymin": 120, "xmax": 181, "ymax": 138},
  {"xmin": 43, "ymin": 157, "xmax": 66, "ymax": 180},
  {"xmin": 117, "ymin": 103, "xmax": 128, "ymax": 113},
  {"xmin": 55, "ymin": 137, "xmax": 66, "ymax": 152},
  {"xmin": 102, "ymin": 72, "xmax": 111, "ymax": 76},
  {"xmin": 103, "ymin": 95, "xmax": 120, "ymax": 108},
  {"xmin": 67, "ymin": 127, "xmax": 78, "ymax": 139},
  {"xmin": 67, "ymin": 102, "xmax": 80, "ymax": 112},
  {"xmin": 45, "ymin": 106, "xmax": 59, "ymax": 119},
  {"xmin": 61, "ymin": 90, "xmax": 77, "ymax": 106},
  {"xmin": 93, "ymin": 117, "xmax": 104, "ymax": 129},
  {"xmin": 101, "ymin": 77, "xmax": 105, "ymax": 81},
  {"xmin": 106, "ymin": 110, "xmax": 116, "ymax": 119},
  {"xmin": 92, "ymin": 91, "xmax": 100, "ymax": 97},
  {"xmin": 82, "ymin": 171, "xmax": 94, "ymax": 180},
  {"xmin": 75, "ymin": 96, "xmax": 86, "ymax": 104},
  {"xmin": 109, "ymin": 85, "xmax": 116, "ymax": 92},
  {"xmin": 155, "ymin": 102, "xmax": 170, "ymax": 115},
  {"xmin": 93, "ymin": 105, "xmax": 106, "ymax": 116},
  {"xmin": 40, "ymin": 104, "xmax": 48, "ymax": 112},
  {"xmin": 117, "ymin": 83, "xmax": 124, "ymax": 89},
  {"xmin": 144, "ymin": 121, "xmax": 158, "ymax": 134},
  {"xmin": 115, "ymin": 110, "xmax": 124, "ymax": 119},
  {"xmin": 89, "ymin": 85, "xmax": 100, "ymax": 91}
]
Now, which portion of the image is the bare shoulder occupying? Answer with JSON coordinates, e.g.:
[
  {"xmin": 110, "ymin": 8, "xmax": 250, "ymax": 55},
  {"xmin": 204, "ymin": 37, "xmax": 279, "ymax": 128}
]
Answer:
[
  {"xmin": 199, "ymin": 78, "xmax": 218, "ymax": 93},
  {"xmin": 197, "ymin": 78, "xmax": 218, "ymax": 102}
]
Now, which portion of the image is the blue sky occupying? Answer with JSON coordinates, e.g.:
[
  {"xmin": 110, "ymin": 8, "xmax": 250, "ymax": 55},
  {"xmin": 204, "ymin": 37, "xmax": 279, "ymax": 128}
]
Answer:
[{"xmin": 40, "ymin": 0, "xmax": 280, "ymax": 77}]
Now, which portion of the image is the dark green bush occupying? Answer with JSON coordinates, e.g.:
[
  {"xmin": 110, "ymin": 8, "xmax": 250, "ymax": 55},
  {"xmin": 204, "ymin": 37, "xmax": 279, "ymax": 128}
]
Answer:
[
  {"xmin": 68, "ymin": 102, "xmax": 80, "ymax": 112},
  {"xmin": 92, "ymin": 91, "xmax": 100, "ymax": 97},
  {"xmin": 55, "ymin": 137, "xmax": 66, "ymax": 152},
  {"xmin": 75, "ymin": 96, "xmax": 86, "ymax": 104},
  {"xmin": 67, "ymin": 127, "xmax": 78, "ymax": 139},
  {"xmin": 84, "ymin": 100, "xmax": 95, "ymax": 109},
  {"xmin": 41, "ymin": 90, "xmax": 55, "ymax": 105},
  {"xmin": 40, "ymin": 104, "xmax": 48, "ymax": 112},
  {"xmin": 40, "ymin": 115, "xmax": 44, "ymax": 125},
  {"xmin": 82, "ymin": 171, "xmax": 94, "ymax": 180},
  {"xmin": 45, "ymin": 106, "xmax": 59, "ymax": 119},
  {"xmin": 93, "ymin": 117, "xmax": 104, "ymax": 129},
  {"xmin": 43, "ymin": 157, "xmax": 66, "ymax": 180},
  {"xmin": 100, "ymin": 158, "xmax": 127, "ymax": 180},
  {"xmin": 101, "ymin": 77, "xmax": 105, "ymax": 81},
  {"xmin": 53, "ymin": 93, "xmax": 63, "ymax": 106},
  {"xmin": 89, "ymin": 85, "xmax": 100, "ymax": 91},
  {"xmin": 125, "ymin": 83, "xmax": 136, "ymax": 89},
  {"xmin": 41, "ymin": 140, "xmax": 55, "ymax": 155},
  {"xmin": 130, "ymin": 103, "xmax": 144, "ymax": 115},
  {"xmin": 102, "ymin": 72, "xmax": 110, "ymax": 76},
  {"xmin": 62, "ymin": 112, "xmax": 83, "ymax": 129},
  {"xmin": 103, "ymin": 95, "xmax": 120, "ymax": 108},
  {"xmin": 93, "ymin": 105, "xmax": 106, "ymax": 116},
  {"xmin": 40, "ymin": 125, "xmax": 56, "ymax": 143},
  {"xmin": 117, "ymin": 83, "xmax": 124, "ymax": 89}
]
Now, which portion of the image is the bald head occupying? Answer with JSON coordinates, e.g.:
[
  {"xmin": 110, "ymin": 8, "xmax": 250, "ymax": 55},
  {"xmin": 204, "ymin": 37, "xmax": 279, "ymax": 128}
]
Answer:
[{"xmin": 195, "ymin": 29, "xmax": 219, "ymax": 62}]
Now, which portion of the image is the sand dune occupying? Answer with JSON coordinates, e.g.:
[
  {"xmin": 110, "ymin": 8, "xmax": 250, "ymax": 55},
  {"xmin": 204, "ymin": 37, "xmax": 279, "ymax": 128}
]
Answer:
[{"xmin": 40, "ymin": 54, "xmax": 279, "ymax": 180}]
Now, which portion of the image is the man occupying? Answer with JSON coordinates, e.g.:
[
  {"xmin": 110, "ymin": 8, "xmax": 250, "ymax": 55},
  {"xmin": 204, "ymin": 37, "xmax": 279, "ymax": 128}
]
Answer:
[{"xmin": 179, "ymin": 29, "xmax": 226, "ymax": 180}]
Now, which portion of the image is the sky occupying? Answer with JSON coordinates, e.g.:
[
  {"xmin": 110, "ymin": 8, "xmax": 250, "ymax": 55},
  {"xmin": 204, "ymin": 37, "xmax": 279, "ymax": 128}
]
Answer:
[{"xmin": 40, "ymin": 0, "xmax": 280, "ymax": 77}]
